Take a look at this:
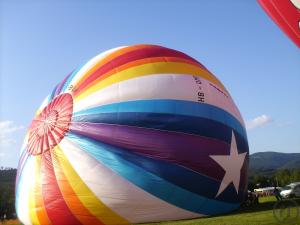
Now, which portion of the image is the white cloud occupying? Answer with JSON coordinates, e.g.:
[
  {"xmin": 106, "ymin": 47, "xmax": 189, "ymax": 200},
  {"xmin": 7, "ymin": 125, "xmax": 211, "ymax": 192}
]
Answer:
[
  {"xmin": 246, "ymin": 115, "xmax": 273, "ymax": 130},
  {"xmin": 0, "ymin": 120, "xmax": 24, "ymax": 148}
]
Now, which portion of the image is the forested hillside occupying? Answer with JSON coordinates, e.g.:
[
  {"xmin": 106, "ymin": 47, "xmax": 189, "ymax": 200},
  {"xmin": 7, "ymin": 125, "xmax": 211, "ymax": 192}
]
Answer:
[
  {"xmin": 249, "ymin": 152, "xmax": 300, "ymax": 176},
  {"xmin": 0, "ymin": 168, "xmax": 17, "ymax": 220}
]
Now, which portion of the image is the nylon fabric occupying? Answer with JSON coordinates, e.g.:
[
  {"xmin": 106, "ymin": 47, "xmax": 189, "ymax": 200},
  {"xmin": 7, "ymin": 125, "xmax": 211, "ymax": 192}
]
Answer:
[{"xmin": 16, "ymin": 45, "xmax": 249, "ymax": 224}]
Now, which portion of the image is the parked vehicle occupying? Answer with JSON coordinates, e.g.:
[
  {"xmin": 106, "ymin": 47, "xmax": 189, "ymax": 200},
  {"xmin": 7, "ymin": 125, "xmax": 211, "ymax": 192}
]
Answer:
[
  {"xmin": 254, "ymin": 187, "xmax": 282, "ymax": 197},
  {"xmin": 280, "ymin": 182, "xmax": 300, "ymax": 198}
]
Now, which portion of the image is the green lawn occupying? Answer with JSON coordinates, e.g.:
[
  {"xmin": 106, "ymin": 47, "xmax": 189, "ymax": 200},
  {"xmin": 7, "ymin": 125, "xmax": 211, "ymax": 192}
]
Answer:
[{"xmin": 142, "ymin": 196, "xmax": 300, "ymax": 225}]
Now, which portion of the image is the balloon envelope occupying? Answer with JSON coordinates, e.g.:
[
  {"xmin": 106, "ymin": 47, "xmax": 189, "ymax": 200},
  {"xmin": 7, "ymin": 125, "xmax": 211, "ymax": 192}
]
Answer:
[
  {"xmin": 258, "ymin": 0, "xmax": 300, "ymax": 48},
  {"xmin": 16, "ymin": 45, "xmax": 249, "ymax": 225}
]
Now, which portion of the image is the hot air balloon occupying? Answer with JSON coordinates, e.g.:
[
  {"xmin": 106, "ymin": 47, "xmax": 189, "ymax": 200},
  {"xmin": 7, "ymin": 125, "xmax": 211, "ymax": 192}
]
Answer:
[
  {"xmin": 16, "ymin": 45, "xmax": 249, "ymax": 225},
  {"xmin": 258, "ymin": 0, "xmax": 300, "ymax": 48}
]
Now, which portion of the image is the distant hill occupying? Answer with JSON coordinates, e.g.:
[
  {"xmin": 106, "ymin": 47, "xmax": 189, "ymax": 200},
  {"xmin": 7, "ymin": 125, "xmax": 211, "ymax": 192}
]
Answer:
[{"xmin": 249, "ymin": 152, "xmax": 300, "ymax": 176}]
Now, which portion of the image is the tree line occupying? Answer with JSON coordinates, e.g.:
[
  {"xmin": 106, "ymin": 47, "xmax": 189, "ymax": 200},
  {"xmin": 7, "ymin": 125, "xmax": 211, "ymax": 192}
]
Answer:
[
  {"xmin": 248, "ymin": 169, "xmax": 300, "ymax": 190},
  {"xmin": 0, "ymin": 168, "xmax": 17, "ymax": 220}
]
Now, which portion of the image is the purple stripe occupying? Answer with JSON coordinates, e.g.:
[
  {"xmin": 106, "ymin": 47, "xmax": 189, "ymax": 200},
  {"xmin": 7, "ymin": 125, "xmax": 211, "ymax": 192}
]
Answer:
[
  {"xmin": 69, "ymin": 122, "xmax": 230, "ymax": 180},
  {"xmin": 54, "ymin": 72, "xmax": 72, "ymax": 97}
]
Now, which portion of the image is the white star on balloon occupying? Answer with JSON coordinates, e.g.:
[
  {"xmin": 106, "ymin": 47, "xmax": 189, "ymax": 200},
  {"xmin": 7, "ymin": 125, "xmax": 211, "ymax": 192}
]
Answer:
[{"xmin": 210, "ymin": 131, "xmax": 247, "ymax": 197}]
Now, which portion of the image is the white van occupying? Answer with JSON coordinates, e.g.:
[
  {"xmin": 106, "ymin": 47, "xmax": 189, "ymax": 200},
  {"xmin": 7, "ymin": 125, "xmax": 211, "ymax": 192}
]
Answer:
[{"xmin": 280, "ymin": 182, "xmax": 300, "ymax": 198}]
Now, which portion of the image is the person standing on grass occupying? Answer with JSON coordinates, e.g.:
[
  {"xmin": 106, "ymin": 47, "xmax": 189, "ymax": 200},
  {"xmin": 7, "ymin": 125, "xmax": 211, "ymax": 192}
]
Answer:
[{"xmin": 273, "ymin": 186, "xmax": 282, "ymax": 201}]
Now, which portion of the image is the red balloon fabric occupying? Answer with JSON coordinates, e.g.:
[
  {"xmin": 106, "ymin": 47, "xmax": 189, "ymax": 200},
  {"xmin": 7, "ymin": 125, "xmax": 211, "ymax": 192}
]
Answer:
[{"xmin": 258, "ymin": 0, "xmax": 300, "ymax": 48}]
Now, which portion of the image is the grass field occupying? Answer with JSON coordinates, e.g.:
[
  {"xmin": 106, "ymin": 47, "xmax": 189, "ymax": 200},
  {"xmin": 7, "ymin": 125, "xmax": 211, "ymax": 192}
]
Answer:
[
  {"xmin": 1, "ymin": 197, "xmax": 299, "ymax": 225},
  {"xmin": 143, "ymin": 196, "xmax": 300, "ymax": 225},
  {"xmin": 0, "ymin": 219, "xmax": 21, "ymax": 225}
]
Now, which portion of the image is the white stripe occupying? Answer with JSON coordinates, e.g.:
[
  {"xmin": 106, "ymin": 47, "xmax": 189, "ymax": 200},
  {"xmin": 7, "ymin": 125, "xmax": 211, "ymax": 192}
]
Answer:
[
  {"xmin": 59, "ymin": 138, "xmax": 202, "ymax": 223},
  {"xmin": 64, "ymin": 46, "xmax": 127, "ymax": 94},
  {"xmin": 16, "ymin": 156, "xmax": 34, "ymax": 225},
  {"xmin": 19, "ymin": 133, "xmax": 29, "ymax": 156},
  {"xmin": 74, "ymin": 74, "xmax": 243, "ymax": 125},
  {"xmin": 35, "ymin": 94, "xmax": 51, "ymax": 116}
]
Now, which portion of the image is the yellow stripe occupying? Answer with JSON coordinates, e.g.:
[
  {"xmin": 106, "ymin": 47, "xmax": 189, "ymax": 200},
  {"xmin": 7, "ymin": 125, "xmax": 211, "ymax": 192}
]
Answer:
[
  {"xmin": 29, "ymin": 157, "xmax": 41, "ymax": 225},
  {"xmin": 54, "ymin": 146, "xmax": 129, "ymax": 225},
  {"xmin": 74, "ymin": 45, "xmax": 152, "ymax": 89},
  {"xmin": 74, "ymin": 61, "xmax": 226, "ymax": 102},
  {"xmin": 35, "ymin": 109, "xmax": 42, "ymax": 116},
  {"xmin": 51, "ymin": 149, "xmax": 104, "ymax": 225}
]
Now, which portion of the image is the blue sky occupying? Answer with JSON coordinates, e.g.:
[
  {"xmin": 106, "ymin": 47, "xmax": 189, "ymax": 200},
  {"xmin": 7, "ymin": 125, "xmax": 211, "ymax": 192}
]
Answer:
[{"xmin": 0, "ymin": 0, "xmax": 299, "ymax": 167}]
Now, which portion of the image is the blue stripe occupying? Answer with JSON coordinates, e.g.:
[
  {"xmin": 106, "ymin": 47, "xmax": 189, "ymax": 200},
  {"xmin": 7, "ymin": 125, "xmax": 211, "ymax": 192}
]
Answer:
[
  {"xmin": 69, "ymin": 131, "xmax": 246, "ymax": 203},
  {"xmin": 73, "ymin": 113, "xmax": 248, "ymax": 152},
  {"xmin": 49, "ymin": 83, "xmax": 59, "ymax": 100},
  {"xmin": 60, "ymin": 64, "xmax": 84, "ymax": 93},
  {"xmin": 73, "ymin": 99, "xmax": 246, "ymax": 140},
  {"xmin": 66, "ymin": 133, "xmax": 241, "ymax": 214}
]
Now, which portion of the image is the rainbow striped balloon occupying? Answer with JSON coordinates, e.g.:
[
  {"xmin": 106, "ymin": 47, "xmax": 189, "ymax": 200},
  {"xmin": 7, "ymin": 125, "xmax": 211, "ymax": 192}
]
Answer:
[{"xmin": 16, "ymin": 45, "xmax": 249, "ymax": 225}]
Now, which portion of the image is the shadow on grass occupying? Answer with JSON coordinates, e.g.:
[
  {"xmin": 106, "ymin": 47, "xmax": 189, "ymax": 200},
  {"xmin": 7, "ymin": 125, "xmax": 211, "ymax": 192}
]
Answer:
[{"xmin": 210, "ymin": 197, "xmax": 300, "ymax": 218}]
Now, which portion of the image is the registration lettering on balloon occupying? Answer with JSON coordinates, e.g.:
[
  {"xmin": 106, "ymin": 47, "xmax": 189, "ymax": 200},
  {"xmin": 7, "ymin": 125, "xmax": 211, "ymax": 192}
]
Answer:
[
  {"xmin": 193, "ymin": 75, "xmax": 205, "ymax": 103},
  {"xmin": 68, "ymin": 84, "xmax": 77, "ymax": 92}
]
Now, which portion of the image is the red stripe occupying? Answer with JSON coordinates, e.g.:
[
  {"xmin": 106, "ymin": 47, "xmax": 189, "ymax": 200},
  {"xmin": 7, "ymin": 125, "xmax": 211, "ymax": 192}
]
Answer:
[
  {"xmin": 73, "ymin": 45, "xmax": 206, "ymax": 96},
  {"xmin": 41, "ymin": 150, "xmax": 81, "ymax": 225}
]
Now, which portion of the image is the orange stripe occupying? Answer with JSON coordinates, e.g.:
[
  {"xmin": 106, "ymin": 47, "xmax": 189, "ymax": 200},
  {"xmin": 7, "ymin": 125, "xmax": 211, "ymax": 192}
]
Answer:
[
  {"xmin": 74, "ymin": 45, "xmax": 153, "ymax": 89},
  {"xmin": 51, "ymin": 149, "xmax": 105, "ymax": 225},
  {"xmin": 73, "ymin": 56, "xmax": 207, "ymax": 98},
  {"xmin": 34, "ymin": 156, "xmax": 52, "ymax": 225}
]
